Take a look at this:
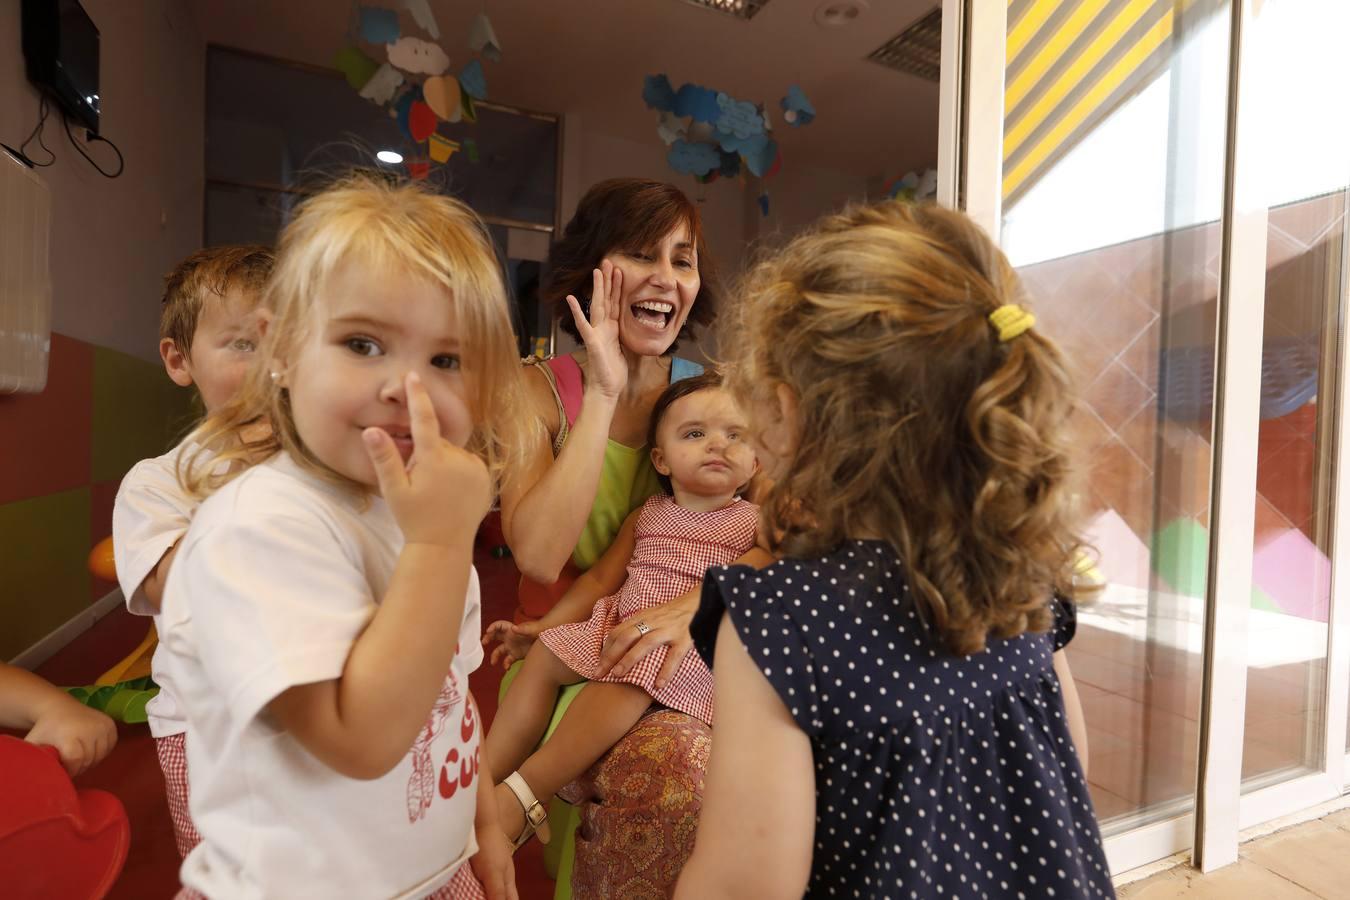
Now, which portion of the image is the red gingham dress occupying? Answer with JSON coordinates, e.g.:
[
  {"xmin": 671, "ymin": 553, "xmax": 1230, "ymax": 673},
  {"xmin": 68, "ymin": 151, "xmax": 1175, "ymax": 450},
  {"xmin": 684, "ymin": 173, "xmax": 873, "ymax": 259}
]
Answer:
[
  {"xmin": 154, "ymin": 732, "xmax": 202, "ymax": 858},
  {"xmin": 538, "ymin": 495, "xmax": 758, "ymax": 726}
]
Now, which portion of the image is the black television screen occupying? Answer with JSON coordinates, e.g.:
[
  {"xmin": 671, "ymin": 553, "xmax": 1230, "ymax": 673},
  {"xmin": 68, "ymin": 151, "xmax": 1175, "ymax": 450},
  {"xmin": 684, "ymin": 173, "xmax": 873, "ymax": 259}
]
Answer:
[{"xmin": 22, "ymin": 0, "xmax": 101, "ymax": 135}]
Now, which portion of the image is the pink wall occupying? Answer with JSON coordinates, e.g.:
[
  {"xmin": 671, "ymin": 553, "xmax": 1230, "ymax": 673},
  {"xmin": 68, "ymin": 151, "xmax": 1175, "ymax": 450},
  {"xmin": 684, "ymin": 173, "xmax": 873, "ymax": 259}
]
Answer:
[{"xmin": 1, "ymin": 0, "xmax": 206, "ymax": 364}]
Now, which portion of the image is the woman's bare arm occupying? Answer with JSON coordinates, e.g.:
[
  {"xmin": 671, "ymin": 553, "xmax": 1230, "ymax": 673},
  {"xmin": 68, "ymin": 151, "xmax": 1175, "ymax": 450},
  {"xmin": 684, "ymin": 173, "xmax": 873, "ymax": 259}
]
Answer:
[
  {"xmin": 499, "ymin": 364, "xmax": 617, "ymax": 583},
  {"xmin": 499, "ymin": 264, "xmax": 628, "ymax": 583}
]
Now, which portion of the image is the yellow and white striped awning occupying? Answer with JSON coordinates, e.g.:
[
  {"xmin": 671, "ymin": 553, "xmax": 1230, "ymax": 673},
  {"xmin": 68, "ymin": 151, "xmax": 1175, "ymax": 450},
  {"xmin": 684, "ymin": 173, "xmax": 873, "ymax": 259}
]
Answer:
[{"xmin": 1003, "ymin": 0, "xmax": 1204, "ymax": 205}]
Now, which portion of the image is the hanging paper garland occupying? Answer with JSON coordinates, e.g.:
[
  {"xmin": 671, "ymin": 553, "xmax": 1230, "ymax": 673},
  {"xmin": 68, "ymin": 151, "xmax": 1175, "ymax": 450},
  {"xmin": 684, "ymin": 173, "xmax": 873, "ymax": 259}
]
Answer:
[
  {"xmin": 338, "ymin": 1, "xmax": 501, "ymax": 175},
  {"xmin": 408, "ymin": 100, "xmax": 438, "ymax": 142},
  {"xmin": 643, "ymin": 73, "xmax": 813, "ymax": 214},
  {"xmin": 423, "ymin": 74, "xmax": 461, "ymax": 121}
]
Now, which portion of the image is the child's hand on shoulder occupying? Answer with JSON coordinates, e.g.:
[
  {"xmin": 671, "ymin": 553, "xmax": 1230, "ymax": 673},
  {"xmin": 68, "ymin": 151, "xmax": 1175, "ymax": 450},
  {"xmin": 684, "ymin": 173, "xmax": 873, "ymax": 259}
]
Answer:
[
  {"xmin": 25, "ymin": 696, "xmax": 117, "ymax": 778},
  {"xmin": 482, "ymin": 620, "xmax": 542, "ymax": 670},
  {"xmin": 364, "ymin": 372, "xmax": 491, "ymax": 547}
]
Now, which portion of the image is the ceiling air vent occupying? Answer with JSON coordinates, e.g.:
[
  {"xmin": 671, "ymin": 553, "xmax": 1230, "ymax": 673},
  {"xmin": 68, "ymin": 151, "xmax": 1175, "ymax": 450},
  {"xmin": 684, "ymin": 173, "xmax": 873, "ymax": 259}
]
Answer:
[
  {"xmin": 867, "ymin": 7, "xmax": 941, "ymax": 82},
  {"xmin": 677, "ymin": 0, "xmax": 772, "ymax": 21}
]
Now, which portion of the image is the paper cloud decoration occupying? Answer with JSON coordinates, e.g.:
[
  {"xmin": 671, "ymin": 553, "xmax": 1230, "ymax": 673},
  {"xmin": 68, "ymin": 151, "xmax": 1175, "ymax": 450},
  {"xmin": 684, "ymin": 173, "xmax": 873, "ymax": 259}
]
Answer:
[
  {"xmin": 359, "ymin": 63, "xmax": 405, "ymax": 104},
  {"xmin": 673, "ymin": 84, "xmax": 722, "ymax": 124},
  {"xmin": 643, "ymin": 74, "xmax": 676, "ymax": 112},
  {"xmin": 719, "ymin": 130, "xmax": 769, "ymax": 158},
  {"xmin": 642, "ymin": 74, "xmax": 814, "ymax": 185},
  {"xmin": 780, "ymin": 85, "xmax": 816, "ymax": 127},
  {"xmin": 716, "ymin": 93, "xmax": 763, "ymax": 140},
  {"xmin": 667, "ymin": 139, "xmax": 721, "ymax": 176},
  {"xmin": 657, "ymin": 112, "xmax": 687, "ymax": 146},
  {"xmin": 387, "ymin": 36, "xmax": 450, "ymax": 76}
]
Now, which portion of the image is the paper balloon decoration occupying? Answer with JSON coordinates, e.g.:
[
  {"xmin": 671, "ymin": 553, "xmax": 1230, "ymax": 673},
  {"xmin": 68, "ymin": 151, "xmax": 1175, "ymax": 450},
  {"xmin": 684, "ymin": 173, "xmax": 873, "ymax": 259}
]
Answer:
[{"xmin": 423, "ymin": 74, "xmax": 461, "ymax": 120}]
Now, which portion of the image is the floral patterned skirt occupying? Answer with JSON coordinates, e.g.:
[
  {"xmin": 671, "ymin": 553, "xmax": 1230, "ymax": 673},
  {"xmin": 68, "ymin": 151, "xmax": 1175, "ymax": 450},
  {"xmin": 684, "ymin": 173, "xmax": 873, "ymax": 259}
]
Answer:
[{"xmin": 565, "ymin": 709, "xmax": 711, "ymax": 899}]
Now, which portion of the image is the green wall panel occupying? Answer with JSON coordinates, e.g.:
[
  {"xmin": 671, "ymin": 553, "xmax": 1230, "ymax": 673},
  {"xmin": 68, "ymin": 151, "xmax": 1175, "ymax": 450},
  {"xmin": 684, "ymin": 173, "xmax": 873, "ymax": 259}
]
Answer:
[
  {"xmin": 0, "ymin": 488, "xmax": 92, "ymax": 661},
  {"xmin": 91, "ymin": 346, "xmax": 199, "ymax": 483}
]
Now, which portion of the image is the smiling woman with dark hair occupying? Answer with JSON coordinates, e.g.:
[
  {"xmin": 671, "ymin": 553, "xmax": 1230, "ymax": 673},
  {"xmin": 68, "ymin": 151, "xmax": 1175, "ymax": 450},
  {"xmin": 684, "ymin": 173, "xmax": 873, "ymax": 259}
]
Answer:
[
  {"xmin": 542, "ymin": 178, "xmax": 720, "ymax": 354},
  {"xmin": 492, "ymin": 177, "xmax": 767, "ymax": 895}
]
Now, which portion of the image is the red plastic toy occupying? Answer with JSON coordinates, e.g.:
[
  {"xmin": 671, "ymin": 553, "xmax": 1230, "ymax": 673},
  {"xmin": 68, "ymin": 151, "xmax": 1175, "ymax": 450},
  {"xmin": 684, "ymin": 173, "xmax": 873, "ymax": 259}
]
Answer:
[{"xmin": 0, "ymin": 735, "xmax": 129, "ymax": 899}]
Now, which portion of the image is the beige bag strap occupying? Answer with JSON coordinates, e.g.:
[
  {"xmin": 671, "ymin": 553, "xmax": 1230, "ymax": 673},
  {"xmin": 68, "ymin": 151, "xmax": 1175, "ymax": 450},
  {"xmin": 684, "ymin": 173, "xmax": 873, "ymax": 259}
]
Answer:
[{"xmin": 523, "ymin": 356, "xmax": 569, "ymax": 456}]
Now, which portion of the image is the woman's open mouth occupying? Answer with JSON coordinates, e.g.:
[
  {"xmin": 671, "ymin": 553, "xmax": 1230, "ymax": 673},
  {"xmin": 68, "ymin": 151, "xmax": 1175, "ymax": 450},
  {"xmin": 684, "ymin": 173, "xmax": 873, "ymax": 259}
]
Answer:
[{"xmin": 631, "ymin": 299, "xmax": 674, "ymax": 330}]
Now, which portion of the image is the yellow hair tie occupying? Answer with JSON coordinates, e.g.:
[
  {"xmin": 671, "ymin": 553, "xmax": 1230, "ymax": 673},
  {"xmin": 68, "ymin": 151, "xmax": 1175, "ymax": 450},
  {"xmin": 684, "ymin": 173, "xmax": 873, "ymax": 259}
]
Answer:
[{"xmin": 989, "ymin": 305, "xmax": 1035, "ymax": 342}]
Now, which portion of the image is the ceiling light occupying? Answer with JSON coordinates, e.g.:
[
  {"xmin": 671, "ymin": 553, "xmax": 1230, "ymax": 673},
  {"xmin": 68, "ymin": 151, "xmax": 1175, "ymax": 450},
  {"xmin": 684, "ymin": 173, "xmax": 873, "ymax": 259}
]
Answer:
[{"xmin": 376, "ymin": 149, "xmax": 404, "ymax": 164}]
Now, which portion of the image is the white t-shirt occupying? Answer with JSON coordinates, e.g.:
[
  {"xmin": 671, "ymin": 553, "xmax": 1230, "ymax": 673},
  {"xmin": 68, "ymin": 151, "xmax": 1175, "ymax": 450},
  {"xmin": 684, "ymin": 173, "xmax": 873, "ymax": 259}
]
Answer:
[
  {"xmin": 112, "ymin": 439, "xmax": 208, "ymax": 737},
  {"xmin": 159, "ymin": 452, "xmax": 484, "ymax": 899}
]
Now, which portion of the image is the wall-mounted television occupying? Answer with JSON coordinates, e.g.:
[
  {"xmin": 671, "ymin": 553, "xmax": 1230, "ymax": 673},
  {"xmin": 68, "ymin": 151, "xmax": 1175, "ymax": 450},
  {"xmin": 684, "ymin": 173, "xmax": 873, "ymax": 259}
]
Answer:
[{"xmin": 21, "ymin": 0, "xmax": 101, "ymax": 135}]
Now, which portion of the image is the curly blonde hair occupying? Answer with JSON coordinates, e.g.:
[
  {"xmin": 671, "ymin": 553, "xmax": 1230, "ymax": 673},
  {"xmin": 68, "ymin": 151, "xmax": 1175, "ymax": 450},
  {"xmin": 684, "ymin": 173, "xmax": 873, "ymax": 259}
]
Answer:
[
  {"xmin": 179, "ymin": 174, "xmax": 538, "ymax": 499},
  {"xmin": 724, "ymin": 201, "xmax": 1091, "ymax": 655}
]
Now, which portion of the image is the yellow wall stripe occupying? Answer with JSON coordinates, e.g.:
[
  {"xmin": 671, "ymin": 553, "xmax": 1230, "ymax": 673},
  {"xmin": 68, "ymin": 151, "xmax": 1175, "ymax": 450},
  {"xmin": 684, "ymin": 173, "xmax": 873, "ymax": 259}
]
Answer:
[
  {"xmin": 1007, "ymin": 0, "xmax": 1061, "ymax": 65},
  {"xmin": 1005, "ymin": 0, "xmax": 1161, "ymax": 159},
  {"xmin": 1004, "ymin": 9, "xmax": 1174, "ymax": 198},
  {"xmin": 1006, "ymin": 0, "xmax": 1116, "ymax": 112}
]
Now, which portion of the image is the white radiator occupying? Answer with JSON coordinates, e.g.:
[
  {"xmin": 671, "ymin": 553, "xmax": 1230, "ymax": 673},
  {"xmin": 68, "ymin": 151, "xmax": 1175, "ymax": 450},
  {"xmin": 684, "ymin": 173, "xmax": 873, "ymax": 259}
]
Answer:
[{"xmin": 0, "ymin": 146, "xmax": 53, "ymax": 393}]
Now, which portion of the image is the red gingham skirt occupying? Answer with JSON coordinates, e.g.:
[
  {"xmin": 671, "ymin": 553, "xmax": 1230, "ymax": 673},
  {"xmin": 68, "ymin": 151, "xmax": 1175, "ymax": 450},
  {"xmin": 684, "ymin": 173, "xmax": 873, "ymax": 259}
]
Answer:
[
  {"xmin": 155, "ymin": 732, "xmax": 202, "ymax": 858},
  {"xmin": 538, "ymin": 495, "xmax": 758, "ymax": 726},
  {"xmin": 174, "ymin": 860, "xmax": 485, "ymax": 899}
]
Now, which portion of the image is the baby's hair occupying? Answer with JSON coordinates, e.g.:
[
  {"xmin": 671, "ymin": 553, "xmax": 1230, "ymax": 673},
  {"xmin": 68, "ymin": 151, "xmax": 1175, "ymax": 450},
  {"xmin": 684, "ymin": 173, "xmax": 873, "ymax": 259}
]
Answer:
[
  {"xmin": 160, "ymin": 245, "xmax": 275, "ymax": 354},
  {"xmin": 647, "ymin": 371, "xmax": 724, "ymax": 494},
  {"xmin": 725, "ymin": 201, "xmax": 1091, "ymax": 655},
  {"xmin": 179, "ymin": 174, "xmax": 539, "ymax": 498},
  {"xmin": 543, "ymin": 178, "xmax": 721, "ymax": 354}
]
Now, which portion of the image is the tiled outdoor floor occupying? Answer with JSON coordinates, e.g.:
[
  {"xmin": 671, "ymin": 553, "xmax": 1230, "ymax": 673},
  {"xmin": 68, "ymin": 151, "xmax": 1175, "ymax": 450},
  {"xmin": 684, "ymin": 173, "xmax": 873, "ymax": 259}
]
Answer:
[{"xmin": 1118, "ymin": 808, "xmax": 1350, "ymax": 898}]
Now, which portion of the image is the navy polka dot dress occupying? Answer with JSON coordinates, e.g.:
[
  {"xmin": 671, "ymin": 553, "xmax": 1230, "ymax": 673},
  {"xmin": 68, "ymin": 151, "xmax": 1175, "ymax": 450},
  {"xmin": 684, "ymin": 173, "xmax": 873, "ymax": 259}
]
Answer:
[{"xmin": 691, "ymin": 539, "xmax": 1115, "ymax": 899}]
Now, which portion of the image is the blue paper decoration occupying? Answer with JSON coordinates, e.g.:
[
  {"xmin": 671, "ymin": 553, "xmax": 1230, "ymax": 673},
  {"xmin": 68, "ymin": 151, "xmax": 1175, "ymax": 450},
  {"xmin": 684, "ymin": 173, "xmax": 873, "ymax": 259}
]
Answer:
[
  {"xmin": 745, "ymin": 138, "xmax": 779, "ymax": 177},
  {"xmin": 460, "ymin": 59, "xmax": 488, "ymax": 100},
  {"xmin": 673, "ymin": 84, "xmax": 722, "ymax": 124},
  {"xmin": 780, "ymin": 85, "xmax": 816, "ymax": 127},
  {"xmin": 719, "ymin": 131, "xmax": 769, "ymax": 158},
  {"xmin": 359, "ymin": 6, "xmax": 400, "ymax": 44},
  {"xmin": 758, "ymin": 192, "xmax": 770, "ymax": 216},
  {"xmin": 643, "ymin": 73, "xmax": 815, "ymax": 185},
  {"xmin": 716, "ymin": 93, "xmax": 764, "ymax": 140},
  {"xmin": 643, "ymin": 74, "xmax": 676, "ymax": 111},
  {"xmin": 667, "ymin": 140, "xmax": 721, "ymax": 176},
  {"xmin": 394, "ymin": 87, "xmax": 421, "ymax": 140}
]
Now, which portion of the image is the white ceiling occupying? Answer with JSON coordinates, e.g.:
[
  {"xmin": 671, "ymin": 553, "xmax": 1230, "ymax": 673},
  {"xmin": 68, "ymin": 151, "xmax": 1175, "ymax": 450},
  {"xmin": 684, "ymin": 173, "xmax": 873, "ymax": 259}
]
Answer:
[{"xmin": 189, "ymin": 0, "xmax": 941, "ymax": 178}]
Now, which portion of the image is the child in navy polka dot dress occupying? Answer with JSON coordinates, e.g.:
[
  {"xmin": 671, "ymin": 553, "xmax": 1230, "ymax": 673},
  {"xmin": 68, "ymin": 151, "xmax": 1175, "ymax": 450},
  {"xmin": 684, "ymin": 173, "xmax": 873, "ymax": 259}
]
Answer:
[{"xmin": 677, "ymin": 202, "xmax": 1115, "ymax": 899}]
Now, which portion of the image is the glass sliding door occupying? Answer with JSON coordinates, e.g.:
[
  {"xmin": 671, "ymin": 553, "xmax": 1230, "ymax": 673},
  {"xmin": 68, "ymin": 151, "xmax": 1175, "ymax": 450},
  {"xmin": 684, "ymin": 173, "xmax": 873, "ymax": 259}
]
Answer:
[{"xmin": 1000, "ymin": 0, "xmax": 1232, "ymax": 836}]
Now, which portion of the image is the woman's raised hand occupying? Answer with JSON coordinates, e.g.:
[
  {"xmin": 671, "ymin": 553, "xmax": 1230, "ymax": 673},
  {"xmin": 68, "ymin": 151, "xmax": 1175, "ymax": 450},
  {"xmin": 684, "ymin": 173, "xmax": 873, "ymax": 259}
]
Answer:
[{"xmin": 565, "ymin": 260, "xmax": 626, "ymax": 400}]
